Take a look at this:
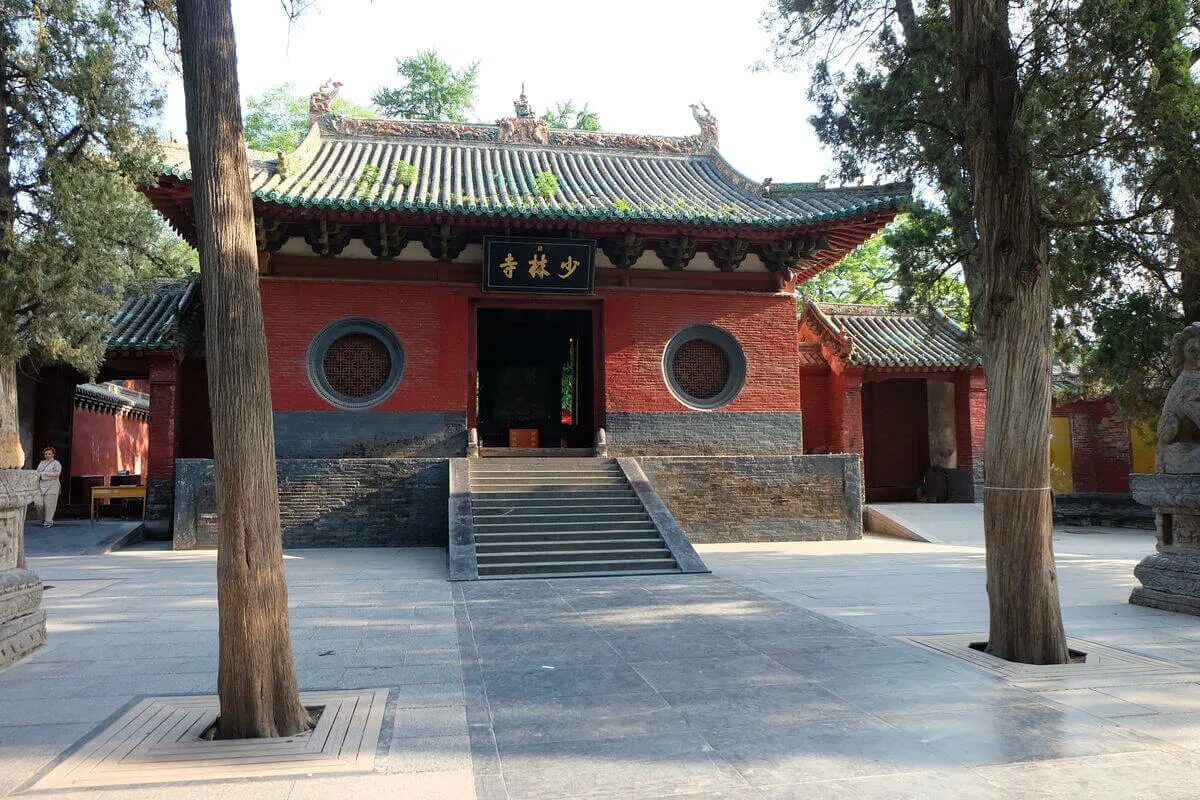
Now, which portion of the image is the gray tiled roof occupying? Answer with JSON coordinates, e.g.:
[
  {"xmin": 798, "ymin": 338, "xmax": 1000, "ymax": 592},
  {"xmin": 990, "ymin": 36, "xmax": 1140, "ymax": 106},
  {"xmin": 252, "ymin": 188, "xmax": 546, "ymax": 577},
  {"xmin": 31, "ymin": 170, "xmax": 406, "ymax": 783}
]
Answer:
[
  {"xmin": 74, "ymin": 382, "xmax": 149, "ymax": 415},
  {"xmin": 809, "ymin": 301, "xmax": 978, "ymax": 368},
  {"xmin": 106, "ymin": 279, "xmax": 199, "ymax": 353},
  {"xmin": 159, "ymin": 119, "xmax": 909, "ymax": 229}
]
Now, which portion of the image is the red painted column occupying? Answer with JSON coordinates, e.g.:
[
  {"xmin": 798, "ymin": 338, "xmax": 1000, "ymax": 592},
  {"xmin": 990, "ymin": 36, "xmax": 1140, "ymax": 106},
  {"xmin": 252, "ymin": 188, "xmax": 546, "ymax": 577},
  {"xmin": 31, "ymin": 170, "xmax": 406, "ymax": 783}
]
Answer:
[
  {"xmin": 147, "ymin": 353, "xmax": 181, "ymax": 533},
  {"xmin": 831, "ymin": 367, "xmax": 865, "ymax": 456},
  {"xmin": 955, "ymin": 367, "xmax": 987, "ymax": 483}
]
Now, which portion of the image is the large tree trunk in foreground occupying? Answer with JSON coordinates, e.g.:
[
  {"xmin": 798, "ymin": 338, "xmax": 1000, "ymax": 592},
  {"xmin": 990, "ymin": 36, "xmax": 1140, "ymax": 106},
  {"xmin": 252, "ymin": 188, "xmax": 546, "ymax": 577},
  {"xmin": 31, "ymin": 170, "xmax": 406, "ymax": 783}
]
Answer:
[
  {"xmin": 951, "ymin": 0, "xmax": 1069, "ymax": 664},
  {"xmin": 176, "ymin": 0, "xmax": 311, "ymax": 738}
]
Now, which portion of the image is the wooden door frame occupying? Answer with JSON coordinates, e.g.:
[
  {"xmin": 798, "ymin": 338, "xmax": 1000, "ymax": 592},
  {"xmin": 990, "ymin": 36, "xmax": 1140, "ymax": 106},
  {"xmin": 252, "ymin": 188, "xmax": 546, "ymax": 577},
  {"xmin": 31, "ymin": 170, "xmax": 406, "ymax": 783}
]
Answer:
[{"xmin": 466, "ymin": 296, "xmax": 605, "ymax": 438}]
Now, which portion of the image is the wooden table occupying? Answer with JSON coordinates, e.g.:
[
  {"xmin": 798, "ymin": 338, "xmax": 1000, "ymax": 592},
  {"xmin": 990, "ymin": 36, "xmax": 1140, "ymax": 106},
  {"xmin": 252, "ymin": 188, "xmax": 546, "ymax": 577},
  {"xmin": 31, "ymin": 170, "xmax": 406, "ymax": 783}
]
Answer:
[{"xmin": 90, "ymin": 485, "xmax": 147, "ymax": 523}]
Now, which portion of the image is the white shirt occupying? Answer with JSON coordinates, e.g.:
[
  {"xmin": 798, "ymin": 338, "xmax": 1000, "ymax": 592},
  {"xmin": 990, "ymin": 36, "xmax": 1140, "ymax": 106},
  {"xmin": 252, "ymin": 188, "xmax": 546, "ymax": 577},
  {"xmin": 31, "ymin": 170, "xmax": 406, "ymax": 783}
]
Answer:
[{"xmin": 36, "ymin": 458, "xmax": 62, "ymax": 494}]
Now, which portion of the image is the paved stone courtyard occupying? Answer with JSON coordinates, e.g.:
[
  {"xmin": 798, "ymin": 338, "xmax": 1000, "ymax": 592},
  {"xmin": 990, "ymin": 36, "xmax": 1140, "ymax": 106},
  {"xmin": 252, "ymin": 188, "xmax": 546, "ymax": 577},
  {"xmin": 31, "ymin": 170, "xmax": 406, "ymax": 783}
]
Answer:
[{"xmin": 4, "ymin": 519, "xmax": 1200, "ymax": 798}]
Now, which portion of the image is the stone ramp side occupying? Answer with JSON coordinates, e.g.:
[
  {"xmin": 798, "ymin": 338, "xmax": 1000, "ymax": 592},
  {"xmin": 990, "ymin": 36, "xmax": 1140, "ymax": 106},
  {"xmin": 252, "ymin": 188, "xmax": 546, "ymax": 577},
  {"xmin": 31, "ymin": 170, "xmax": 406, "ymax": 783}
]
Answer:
[
  {"xmin": 447, "ymin": 457, "xmax": 707, "ymax": 580},
  {"xmin": 865, "ymin": 502, "xmax": 987, "ymax": 546}
]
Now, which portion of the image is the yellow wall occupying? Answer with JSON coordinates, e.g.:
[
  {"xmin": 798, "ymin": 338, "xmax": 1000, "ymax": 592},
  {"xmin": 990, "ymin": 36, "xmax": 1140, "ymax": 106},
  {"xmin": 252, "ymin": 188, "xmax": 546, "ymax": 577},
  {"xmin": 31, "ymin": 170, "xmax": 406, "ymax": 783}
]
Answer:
[
  {"xmin": 1049, "ymin": 415, "xmax": 1074, "ymax": 493},
  {"xmin": 1131, "ymin": 419, "xmax": 1157, "ymax": 475}
]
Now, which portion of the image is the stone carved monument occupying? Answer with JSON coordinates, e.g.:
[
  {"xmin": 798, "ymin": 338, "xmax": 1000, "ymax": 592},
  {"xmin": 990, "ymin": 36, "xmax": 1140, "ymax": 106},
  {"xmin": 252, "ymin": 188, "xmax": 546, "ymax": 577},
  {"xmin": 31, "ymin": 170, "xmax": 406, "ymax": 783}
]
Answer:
[
  {"xmin": 0, "ymin": 470, "xmax": 44, "ymax": 666},
  {"xmin": 1130, "ymin": 323, "xmax": 1200, "ymax": 614}
]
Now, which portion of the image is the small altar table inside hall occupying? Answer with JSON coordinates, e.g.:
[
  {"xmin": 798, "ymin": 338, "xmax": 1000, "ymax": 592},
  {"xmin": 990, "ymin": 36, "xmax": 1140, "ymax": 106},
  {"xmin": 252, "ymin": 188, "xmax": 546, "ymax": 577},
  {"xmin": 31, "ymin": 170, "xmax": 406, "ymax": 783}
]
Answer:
[{"xmin": 89, "ymin": 485, "xmax": 147, "ymax": 523}]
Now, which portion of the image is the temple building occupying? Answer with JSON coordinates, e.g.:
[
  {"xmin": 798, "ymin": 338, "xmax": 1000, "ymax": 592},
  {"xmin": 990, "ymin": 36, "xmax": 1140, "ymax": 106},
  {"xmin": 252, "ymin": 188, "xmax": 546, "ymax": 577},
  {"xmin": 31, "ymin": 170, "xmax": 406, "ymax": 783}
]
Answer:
[
  {"xmin": 797, "ymin": 300, "xmax": 984, "ymax": 502},
  {"xmin": 99, "ymin": 87, "xmax": 916, "ymax": 573}
]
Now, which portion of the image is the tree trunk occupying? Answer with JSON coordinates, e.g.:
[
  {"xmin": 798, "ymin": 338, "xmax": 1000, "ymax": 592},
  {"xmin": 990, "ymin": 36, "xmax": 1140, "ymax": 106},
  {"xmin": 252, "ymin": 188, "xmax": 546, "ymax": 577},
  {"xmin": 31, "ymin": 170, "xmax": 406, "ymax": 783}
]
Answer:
[
  {"xmin": 951, "ymin": 0, "xmax": 1070, "ymax": 664},
  {"xmin": 1174, "ymin": 199, "xmax": 1200, "ymax": 325},
  {"xmin": 0, "ymin": 21, "xmax": 21, "ymax": 473},
  {"xmin": 175, "ymin": 0, "xmax": 311, "ymax": 738}
]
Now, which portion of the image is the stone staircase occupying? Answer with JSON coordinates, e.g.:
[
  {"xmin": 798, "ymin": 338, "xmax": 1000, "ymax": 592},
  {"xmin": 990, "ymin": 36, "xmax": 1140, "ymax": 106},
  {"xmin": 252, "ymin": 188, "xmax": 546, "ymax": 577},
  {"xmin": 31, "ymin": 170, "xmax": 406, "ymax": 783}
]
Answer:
[{"xmin": 463, "ymin": 458, "xmax": 690, "ymax": 579}]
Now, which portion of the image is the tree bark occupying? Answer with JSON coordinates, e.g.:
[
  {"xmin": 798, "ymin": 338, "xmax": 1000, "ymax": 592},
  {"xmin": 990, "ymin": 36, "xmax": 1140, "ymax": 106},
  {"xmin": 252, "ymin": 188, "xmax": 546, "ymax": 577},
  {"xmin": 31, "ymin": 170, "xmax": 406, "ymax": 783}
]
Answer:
[
  {"xmin": 0, "ymin": 20, "xmax": 22, "ymax": 473},
  {"xmin": 950, "ymin": 0, "xmax": 1070, "ymax": 664},
  {"xmin": 175, "ymin": 0, "xmax": 311, "ymax": 738}
]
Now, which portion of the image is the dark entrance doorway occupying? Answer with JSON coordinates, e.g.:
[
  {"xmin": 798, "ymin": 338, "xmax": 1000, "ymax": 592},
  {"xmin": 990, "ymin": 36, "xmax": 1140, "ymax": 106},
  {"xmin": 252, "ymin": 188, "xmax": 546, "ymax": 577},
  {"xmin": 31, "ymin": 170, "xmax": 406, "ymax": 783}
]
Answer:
[
  {"xmin": 862, "ymin": 378, "xmax": 930, "ymax": 502},
  {"xmin": 474, "ymin": 307, "xmax": 596, "ymax": 449}
]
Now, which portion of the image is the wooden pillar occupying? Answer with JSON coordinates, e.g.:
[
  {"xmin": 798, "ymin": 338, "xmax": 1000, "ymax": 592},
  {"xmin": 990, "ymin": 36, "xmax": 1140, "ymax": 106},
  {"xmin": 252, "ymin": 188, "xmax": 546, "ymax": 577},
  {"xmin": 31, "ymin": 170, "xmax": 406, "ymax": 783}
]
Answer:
[
  {"xmin": 955, "ymin": 367, "xmax": 987, "ymax": 485},
  {"xmin": 146, "ymin": 353, "xmax": 181, "ymax": 534}
]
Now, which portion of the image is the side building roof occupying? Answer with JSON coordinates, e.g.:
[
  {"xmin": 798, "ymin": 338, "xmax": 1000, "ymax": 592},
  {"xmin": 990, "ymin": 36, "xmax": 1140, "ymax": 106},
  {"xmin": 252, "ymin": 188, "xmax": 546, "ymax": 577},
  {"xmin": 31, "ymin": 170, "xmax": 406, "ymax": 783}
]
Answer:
[
  {"xmin": 799, "ymin": 299, "xmax": 979, "ymax": 370},
  {"xmin": 106, "ymin": 278, "xmax": 201, "ymax": 355},
  {"xmin": 74, "ymin": 382, "xmax": 150, "ymax": 419}
]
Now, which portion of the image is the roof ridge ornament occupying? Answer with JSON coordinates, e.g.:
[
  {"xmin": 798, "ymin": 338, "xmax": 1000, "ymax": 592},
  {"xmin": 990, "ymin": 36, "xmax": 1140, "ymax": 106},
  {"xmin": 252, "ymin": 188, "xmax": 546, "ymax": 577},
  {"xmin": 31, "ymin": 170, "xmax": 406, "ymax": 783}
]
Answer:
[
  {"xmin": 498, "ymin": 83, "xmax": 549, "ymax": 145},
  {"xmin": 310, "ymin": 79, "xmax": 342, "ymax": 123},
  {"xmin": 689, "ymin": 102, "xmax": 719, "ymax": 150}
]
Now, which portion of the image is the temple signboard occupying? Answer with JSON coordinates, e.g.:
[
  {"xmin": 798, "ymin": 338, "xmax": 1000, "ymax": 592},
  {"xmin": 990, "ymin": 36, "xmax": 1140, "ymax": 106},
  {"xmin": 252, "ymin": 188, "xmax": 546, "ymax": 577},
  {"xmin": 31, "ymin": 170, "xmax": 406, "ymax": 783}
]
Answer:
[{"xmin": 483, "ymin": 237, "xmax": 596, "ymax": 294}]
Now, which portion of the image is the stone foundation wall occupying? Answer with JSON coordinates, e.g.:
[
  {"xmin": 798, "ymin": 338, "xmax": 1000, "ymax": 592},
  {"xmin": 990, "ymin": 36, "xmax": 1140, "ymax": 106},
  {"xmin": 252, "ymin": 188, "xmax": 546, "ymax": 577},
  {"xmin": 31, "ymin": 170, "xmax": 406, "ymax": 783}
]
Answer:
[
  {"xmin": 173, "ymin": 458, "xmax": 449, "ymax": 549},
  {"xmin": 607, "ymin": 412, "xmax": 803, "ymax": 456},
  {"xmin": 273, "ymin": 412, "xmax": 466, "ymax": 458},
  {"xmin": 636, "ymin": 454, "xmax": 862, "ymax": 542}
]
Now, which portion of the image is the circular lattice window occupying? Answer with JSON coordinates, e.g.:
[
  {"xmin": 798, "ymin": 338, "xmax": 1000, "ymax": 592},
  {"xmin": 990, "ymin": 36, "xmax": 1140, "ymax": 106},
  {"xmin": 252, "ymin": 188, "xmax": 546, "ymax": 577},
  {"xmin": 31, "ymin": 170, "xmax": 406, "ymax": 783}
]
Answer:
[
  {"xmin": 307, "ymin": 319, "xmax": 403, "ymax": 409},
  {"xmin": 662, "ymin": 325, "xmax": 746, "ymax": 410}
]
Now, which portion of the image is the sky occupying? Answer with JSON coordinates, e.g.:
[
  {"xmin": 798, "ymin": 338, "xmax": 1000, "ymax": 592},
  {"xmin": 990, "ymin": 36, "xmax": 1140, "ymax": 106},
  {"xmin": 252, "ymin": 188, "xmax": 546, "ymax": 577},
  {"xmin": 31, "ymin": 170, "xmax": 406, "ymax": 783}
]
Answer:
[{"xmin": 157, "ymin": 0, "xmax": 836, "ymax": 184}]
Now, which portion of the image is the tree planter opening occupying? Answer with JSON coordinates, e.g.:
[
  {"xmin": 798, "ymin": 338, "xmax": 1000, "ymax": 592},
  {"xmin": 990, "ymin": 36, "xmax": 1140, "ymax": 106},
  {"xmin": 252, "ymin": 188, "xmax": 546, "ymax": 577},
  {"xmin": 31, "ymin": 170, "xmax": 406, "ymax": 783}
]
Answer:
[
  {"xmin": 200, "ymin": 705, "xmax": 324, "ymax": 741},
  {"xmin": 28, "ymin": 689, "xmax": 388, "ymax": 791},
  {"xmin": 969, "ymin": 641, "xmax": 1087, "ymax": 664}
]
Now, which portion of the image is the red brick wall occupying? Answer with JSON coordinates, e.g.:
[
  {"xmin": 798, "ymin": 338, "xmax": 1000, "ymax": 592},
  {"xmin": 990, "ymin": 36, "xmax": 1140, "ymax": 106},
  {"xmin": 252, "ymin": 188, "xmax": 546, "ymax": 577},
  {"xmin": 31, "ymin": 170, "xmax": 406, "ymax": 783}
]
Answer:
[
  {"xmin": 1053, "ymin": 397, "xmax": 1132, "ymax": 493},
  {"xmin": 148, "ymin": 353, "xmax": 179, "ymax": 484},
  {"xmin": 799, "ymin": 371, "xmax": 831, "ymax": 453},
  {"xmin": 601, "ymin": 289, "xmax": 800, "ymax": 412},
  {"xmin": 955, "ymin": 368, "xmax": 986, "ymax": 478},
  {"xmin": 70, "ymin": 406, "xmax": 148, "ymax": 478},
  {"xmin": 261, "ymin": 280, "xmax": 470, "ymax": 412}
]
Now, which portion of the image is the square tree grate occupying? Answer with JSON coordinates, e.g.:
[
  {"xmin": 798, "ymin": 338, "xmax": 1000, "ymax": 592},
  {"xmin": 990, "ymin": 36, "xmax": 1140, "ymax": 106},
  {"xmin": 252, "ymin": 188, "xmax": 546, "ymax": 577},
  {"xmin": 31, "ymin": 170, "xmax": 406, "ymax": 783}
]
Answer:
[
  {"xmin": 30, "ymin": 688, "xmax": 388, "ymax": 790},
  {"xmin": 901, "ymin": 633, "xmax": 1195, "ymax": 690}
]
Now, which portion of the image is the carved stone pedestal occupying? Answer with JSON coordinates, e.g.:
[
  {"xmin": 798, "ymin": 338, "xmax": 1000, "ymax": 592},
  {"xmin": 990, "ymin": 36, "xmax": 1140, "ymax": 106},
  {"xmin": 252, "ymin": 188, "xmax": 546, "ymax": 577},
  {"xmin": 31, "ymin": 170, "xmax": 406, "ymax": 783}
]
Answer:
[
  {"xmin": 1129, "ymin": 473, "xmax": 1200, "ymax": 616},
  {"xmin": 0, "ymin": 471, "xmax": 44, "ymax": 667}
]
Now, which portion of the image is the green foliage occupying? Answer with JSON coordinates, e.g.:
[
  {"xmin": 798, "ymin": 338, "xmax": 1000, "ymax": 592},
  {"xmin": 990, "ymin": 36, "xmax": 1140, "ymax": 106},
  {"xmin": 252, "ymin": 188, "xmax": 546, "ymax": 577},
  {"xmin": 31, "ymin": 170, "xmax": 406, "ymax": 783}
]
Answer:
[
  {"xmin": 0, "ymin": 0, "xmax": 194, "ymax": 374},
  {"xmin": 354, "ymin": 164, "xmax": 380, "ymax": 199},
  {"xmin": 373, "ymin": 50, "xmax": 478, "ymax": 122},
  {"xmin": 532, "ymin": 171, "xmax": 560, "ymax": 201},
  {"xmin": 613, "ymin": 199, "xmax": 633, "ymax": 214},
  {"xmin": 764, "ymin": 0, "xmax": 1200, "ymax": 418},
  {"xmin": 541, "ymin": 100, "xmax": 601, "ymax": 131},
  {"xmin": 393, "ymin": 160, "xmax": 417, "ymax": 188},
  {"xmin": 244, "ymin": 82, "xmax": 375, "ymax": 153},
  {"xmin": 1080, "ymin": 293, "xmax": 1180, "ymax": 420},
  {"xmin": 800, "ymin": 213, "xmax": 969, "ymax": 324}
]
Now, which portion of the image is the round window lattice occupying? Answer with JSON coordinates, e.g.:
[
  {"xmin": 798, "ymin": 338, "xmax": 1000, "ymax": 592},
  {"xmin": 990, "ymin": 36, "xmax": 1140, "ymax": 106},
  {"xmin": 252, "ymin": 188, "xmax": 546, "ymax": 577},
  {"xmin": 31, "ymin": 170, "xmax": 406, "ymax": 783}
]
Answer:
[
  {"xmin": 322, "ymin": 333, "xmax": 391, "ymax": 399},
  {"xmin": 307, "ymin": 319, "xmax": 404, "ymax": 409},
  {"xmin": 662, "ymin": 325, "xmax": 747, "ymax": 410},
  {"xmin": 671, "ymin": 339, "xmax": 731, "ymax": 401}
]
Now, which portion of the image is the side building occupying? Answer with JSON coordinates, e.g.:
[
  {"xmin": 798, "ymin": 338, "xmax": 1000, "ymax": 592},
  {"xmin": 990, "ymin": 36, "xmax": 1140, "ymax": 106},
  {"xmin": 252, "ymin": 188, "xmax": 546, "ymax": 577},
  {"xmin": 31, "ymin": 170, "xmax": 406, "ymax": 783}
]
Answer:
[{"xmin": 133, "ymin": 88, "xmax": 909, "ymax": 552}]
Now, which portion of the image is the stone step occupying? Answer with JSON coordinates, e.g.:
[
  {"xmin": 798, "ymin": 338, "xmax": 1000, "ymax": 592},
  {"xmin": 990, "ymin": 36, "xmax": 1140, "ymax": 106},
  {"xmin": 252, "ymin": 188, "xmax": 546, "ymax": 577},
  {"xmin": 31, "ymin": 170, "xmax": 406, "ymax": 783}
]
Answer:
[
  {"xmin": 469, "ymin": 491, "xmax": 639, "ymax": 503},
  {"xmin": 472, "ymin": 456, "xmax": 610, "ymax": 468},
  {"xmin": 472, "ymin": 498, "xmax": 644, "ymax": 510},
  {"xmin": 471, "ymin": 511, "xmax": 651, "ymax": 524},
  {"xmin": 470, "ymin": 465, "xmax": 622, "ymax": 474},
  {"xmin": 471, "ymin": 476, "xmax": 625, "ymax": 484},
  {"xmin": 478, "ymin": 547, "xmax": 674, "ymax": 565},
  {"xmin": 478, "ymin": 567, "xmax": 682, "ymax": 580},
  {"xmin": 477, "ymin": 558, "xmax": 679, "ymax": 576},
  {"xmin": 474, "ymin": 529, "xmax": 660, "ymax": 543},
  {"xmin": 472, "ymin": 519, "xmax": 655, "ymax": 533},
  {"xmin": 474, "ymin": 538, "xmax": 667, "ymax": 552}
]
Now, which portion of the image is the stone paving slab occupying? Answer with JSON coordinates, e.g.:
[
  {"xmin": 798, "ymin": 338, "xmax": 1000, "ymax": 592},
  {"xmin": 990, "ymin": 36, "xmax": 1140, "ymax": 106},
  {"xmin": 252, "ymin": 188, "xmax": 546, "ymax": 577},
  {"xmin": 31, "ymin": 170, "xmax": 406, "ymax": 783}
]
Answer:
[{"xmin": 5, "ymin": 528, "xmax": 1200, "ymax": 798}]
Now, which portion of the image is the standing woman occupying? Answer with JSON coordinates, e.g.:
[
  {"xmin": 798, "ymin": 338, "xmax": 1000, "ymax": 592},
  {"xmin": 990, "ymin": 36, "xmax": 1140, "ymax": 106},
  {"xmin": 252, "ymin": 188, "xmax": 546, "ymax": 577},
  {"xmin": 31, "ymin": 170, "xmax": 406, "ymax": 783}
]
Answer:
[{"xmin": 34, "ymin": 446, "xmax": 62, "ymax": 527}]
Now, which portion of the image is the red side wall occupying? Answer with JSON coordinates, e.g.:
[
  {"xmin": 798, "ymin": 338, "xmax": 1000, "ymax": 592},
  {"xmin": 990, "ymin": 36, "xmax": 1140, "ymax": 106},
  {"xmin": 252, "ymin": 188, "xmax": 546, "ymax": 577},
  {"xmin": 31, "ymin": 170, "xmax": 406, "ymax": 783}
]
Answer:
[
  {"xmin": 799, "ymin": 371, "xmax": 832, "ymax": 453},
  {"xmin": 261, "ymin": 280, "xmax": 470, "ymax": 412},
  {"xmin": 70, "ymin": 406, "xmax": 148, "ymax": 478},
  {"xmin": 602, "ymin": 289, "xmax": 800, "ymax": 412},
  {"xmin": 1052, "ymin": 397, "xmax": 1132, "ymax": 493},
  {"xmin": 260, "ymin": 281, "xmax": 800, "ymax": 415}
]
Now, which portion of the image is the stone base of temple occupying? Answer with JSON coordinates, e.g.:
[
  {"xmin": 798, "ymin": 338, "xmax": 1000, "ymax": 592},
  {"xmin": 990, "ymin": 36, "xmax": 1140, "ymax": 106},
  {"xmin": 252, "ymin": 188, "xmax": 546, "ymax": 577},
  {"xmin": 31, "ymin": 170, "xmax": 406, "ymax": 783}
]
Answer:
[
  {"xmin": 0, "ymin": 470, "xmax": 44, "ymax": 667},
  {"xmin": 1130, "ymin": 551, "xmax": 1200, "ymax": 616},
  {"xmin": 0, "ymin": 606, "xmax": 45, "ymax": 668}
]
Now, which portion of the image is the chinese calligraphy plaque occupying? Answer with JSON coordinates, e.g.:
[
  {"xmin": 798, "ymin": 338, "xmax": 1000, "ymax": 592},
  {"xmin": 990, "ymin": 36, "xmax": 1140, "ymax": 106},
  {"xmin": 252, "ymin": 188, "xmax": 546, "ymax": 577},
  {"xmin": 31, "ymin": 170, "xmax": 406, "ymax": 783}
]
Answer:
[{"xmin": 483, "ymin": 237, "xmax": 596, "ymax": 294}]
